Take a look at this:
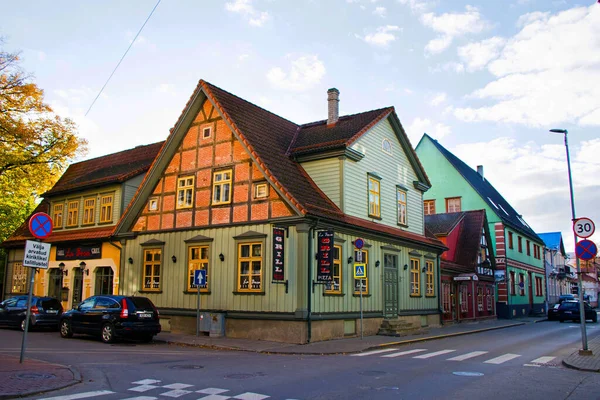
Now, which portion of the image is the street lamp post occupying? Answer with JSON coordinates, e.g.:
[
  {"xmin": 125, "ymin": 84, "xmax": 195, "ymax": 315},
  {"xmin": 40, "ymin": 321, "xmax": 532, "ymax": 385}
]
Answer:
[{"xmin": 549, "ymin": 128, "xmax": 590, "ymax": 354}]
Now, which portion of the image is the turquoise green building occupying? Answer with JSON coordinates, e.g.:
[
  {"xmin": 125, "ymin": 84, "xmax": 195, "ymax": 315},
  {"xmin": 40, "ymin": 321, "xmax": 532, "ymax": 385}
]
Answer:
[{"xmin": 416, "ymin": 134, "xmax": 546, "ymax": 318}]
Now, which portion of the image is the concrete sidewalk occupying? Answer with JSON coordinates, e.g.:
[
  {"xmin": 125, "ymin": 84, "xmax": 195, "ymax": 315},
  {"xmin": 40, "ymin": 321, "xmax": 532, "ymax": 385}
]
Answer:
[
  {"xmin": 0, "ymin": 355, "xmax": 80, "ymax": 399},
  {"xmin": 563, "ymin": 334, "xmax": 600, "ymax": 372}
]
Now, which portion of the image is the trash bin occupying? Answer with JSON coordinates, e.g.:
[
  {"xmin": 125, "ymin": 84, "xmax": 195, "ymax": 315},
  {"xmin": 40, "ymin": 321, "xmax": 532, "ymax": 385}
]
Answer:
[{"xmin": 209, "ymin": 313, "xmax": 225, "ymax": 337}]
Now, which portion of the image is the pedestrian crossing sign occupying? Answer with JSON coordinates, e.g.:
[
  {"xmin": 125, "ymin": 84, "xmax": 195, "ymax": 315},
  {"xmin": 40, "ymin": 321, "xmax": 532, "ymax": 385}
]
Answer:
[{"xmin": 354, "ymin": 263, "xmax": 366, "ymax": 279}]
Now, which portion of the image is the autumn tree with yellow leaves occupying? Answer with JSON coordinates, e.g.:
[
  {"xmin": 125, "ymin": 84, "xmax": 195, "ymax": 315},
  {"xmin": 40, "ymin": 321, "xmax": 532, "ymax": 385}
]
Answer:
[{"xmin": 0, "ymin": 44, "xmax": 87, "ymax": 247}]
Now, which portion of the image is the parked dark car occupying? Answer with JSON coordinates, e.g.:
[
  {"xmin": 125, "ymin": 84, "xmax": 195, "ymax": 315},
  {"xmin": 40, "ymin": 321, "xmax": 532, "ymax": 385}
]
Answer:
[
  {"xmin": 556, "ymin": 300, "xmax": 597, "ymax": 323},
  {"xmin": 548, "ymin": 303, "xmax": 562, "ymax": 321},
  {"xmin": 0, "ymin": 296, "xmax": 63, "ymax": 331},
  {"xmin": 59, "ymin": 295, "xmax": 161, "ymax": 343},
  {"xmin": 558, "ymin": 294, "xmax": 578, "ymax": 304}
]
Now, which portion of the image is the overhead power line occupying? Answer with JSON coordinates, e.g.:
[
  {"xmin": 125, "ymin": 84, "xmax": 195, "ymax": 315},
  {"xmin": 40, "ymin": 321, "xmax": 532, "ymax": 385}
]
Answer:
[{"xmin": 85, "ymin": 0, "xmax": 161, "ymax": 116}]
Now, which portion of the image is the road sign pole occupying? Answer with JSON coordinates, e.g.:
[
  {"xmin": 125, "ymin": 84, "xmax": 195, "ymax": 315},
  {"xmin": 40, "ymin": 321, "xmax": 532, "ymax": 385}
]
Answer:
[
  {"xmin": 196, "ymin": 282, "xmax": 201, "ymax": 337},
  {"xmin": 20, "ymin": 267, "xmax": 36, "ymax": 363},
  {"xmin": 359, "ymin": 282, "xmax": 363, "ymax": 340}
]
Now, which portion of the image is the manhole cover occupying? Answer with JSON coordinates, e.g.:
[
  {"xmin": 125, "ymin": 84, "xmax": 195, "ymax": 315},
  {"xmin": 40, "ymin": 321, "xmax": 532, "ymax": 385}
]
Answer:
[
  {"xmin": 453, "ymin": 371, "xmax": 484, "ymax": 377},
  {"xmin": 358, "ymin": 370, "xmax": 386, "ymax": 376},
  {"xmin": 225, "ymin": 373, "xmax": 255, "ymax": 379},
  {"xmin": 16, "ymin": 373, "xmax": 56, "ymax": 380},
  {"xmin": 168, "ymin": 365, "xmax": 204, "ymax": 370}
]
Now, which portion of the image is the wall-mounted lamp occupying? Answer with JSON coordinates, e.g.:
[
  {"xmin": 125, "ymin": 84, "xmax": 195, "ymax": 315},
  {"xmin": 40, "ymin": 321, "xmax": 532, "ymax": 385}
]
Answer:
[
  {"xmin": 219, "ymin": 253, "xmax": 225, "ymax": 262},
  {"xmin": 404, "ymin": 264, "xmax": 408, "ymax": 270},
  {"xmin": 59, "ymin": 262, "xmax": 67, "ymax": 276},
  {"xmin": 347, "ymin": 256, "xmax": 354, "ymax": 265},
  {"xmin": 375, "ymin": 260, "xmax": 380, "ymax": 268},
  {"xmin": 128, "ymin": 257, "xmax": 134, "ymax": 264},
  {"xmin": 172, "ymin": 255, "xmax": 177, "ymax": 263},
  {"xmin": 80, "ymin": 261, "xmax": 88, "ymax": 276},
  {"xmin": 422, "ymin": 266, "xmax": 427, "ymax": 272}
]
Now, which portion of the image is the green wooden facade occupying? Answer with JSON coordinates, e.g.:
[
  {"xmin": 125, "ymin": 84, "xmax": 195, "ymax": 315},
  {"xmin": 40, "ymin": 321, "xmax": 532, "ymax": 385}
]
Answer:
[{"xmin": 415, "ymin": 134, "xmax": 546, "ymax": 318}]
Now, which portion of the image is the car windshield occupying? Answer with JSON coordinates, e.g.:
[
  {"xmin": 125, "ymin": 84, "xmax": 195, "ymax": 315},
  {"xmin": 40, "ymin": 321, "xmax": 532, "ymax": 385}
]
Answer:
[
  {"xmin": 40, "ymin": 298, "xmax": 62, "ymax": 310},
  {"xmin": 129, "ymin": 297, "xmax": 155, "ymax": 311}
]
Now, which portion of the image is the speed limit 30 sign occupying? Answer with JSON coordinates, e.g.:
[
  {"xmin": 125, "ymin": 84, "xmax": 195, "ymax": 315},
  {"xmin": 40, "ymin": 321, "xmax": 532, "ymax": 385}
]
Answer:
[{"xmin": 573, "ymin": 217, "xmax": 595, "ymax": 239}]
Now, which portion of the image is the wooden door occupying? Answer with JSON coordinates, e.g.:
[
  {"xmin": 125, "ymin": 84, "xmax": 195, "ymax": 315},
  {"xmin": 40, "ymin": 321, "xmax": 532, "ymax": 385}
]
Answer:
[{"xmin": 383, "ymin": 254, "xmax": 399, "ymax": 318}]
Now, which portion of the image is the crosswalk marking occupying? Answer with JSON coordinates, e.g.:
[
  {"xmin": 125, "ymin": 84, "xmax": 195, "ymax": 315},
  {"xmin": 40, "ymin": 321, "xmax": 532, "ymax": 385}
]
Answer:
[
  {"xmin": 382, "ymin": 349, "xmax": 427, "ymax": 358},
  {"xmin": 530, "ymin": 356, "xmax": 555, "ymax": 364},
  {"xmin": 352, "ymin": 348, "xmax": 399, "ymax": 356},
  {"xmin": 447, "ymin": 351, "xmax": 488, "ymax": 361},
  {"xmin": 484, "ymin": 353, "xmax": 521, "ymax": 364},
  {"xmin": 121, "ymin": 397, "xmax": 157, "ymax": 400},
  {"xmin": 38, "ymin": 390, "xmax": 115, "ymax": 400},
  {"xmin": 413, "ymin": 349, "xmax": 456, "ymax": 359}
]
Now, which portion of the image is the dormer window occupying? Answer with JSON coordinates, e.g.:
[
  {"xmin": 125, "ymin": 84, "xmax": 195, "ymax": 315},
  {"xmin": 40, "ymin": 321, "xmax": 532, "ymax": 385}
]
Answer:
[{"xmin": 382, "ymin": 139, "xmax": 392, "ymax": 155}]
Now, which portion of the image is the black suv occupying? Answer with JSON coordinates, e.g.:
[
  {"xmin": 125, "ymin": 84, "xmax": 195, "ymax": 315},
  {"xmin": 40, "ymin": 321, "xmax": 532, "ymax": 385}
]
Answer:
[
  {"xmin": 557, "ymin": 300, "xmax": 597, "ymax": 323},
  {"xmin": 60, "ymin": 295, "xmax": 161, "ymax": 343},
  {"xmin": 0, "ymin": 296, "xmax": 63, "ymax": 331}
]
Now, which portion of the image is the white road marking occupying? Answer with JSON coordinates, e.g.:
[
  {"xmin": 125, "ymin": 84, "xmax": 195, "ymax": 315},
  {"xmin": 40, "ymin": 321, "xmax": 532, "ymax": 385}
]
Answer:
[
  {"xmin": 159, "ymin": 389, "xmax": 193, "ymax": 397},
  {"xmin": 162, "ymin": 383, "xmax": 193, "ymax": 390},
  {"xmin": 447, "ymin": 351, "xmax": 488, "ymax": 361},
  {"xmin": 132, "ymin": 379, "xmax": 162, "ymax": 385},
  {"xmin": 196, "ymin": 388, "xmax": 230, "ymax": 395},
  {"xmin": 381, "ymin": 349, "xmax": 428, "ymax": 358},
  {"xmin": 121, "ymin": 397, "xmax": 157, "ymax": 400},
  {"xmin": 413, "ymin": 349, "xmax": 456, "ymax": 359},
  {"xmin": 523, "ymin": 364, "xmax": 541, "ymax": 367},
  {"xmin": 352, "ymin": 348, "xmax": 399, "ymax": 356},
  {"xmin": 38, "ymin": 390, "xmax": 114, "ymax": 400},
  {"xmin": 232, "ymin": 393, "xmax": 270, "ymax": 400},
  {"xmin": 484, "ymin": 354, "xmax": 521, "ymax": 364},
  {"xmin": 530, "ymin": 356, "xmax": 556, "ymax": 364},
  {"xmin": 129, "ymin": 385, "xmax": 160, "ymax": 392}
]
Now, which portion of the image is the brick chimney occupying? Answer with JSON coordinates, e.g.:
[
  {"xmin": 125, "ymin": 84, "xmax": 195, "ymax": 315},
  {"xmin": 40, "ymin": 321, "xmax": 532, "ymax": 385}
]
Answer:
[
  {"xmin": 477, "ymin": 165, "xmax": 484, "ymax": 179},
  {"xmin": 327, "ymin": 88, "xmax": 339, "ymax": 125}
]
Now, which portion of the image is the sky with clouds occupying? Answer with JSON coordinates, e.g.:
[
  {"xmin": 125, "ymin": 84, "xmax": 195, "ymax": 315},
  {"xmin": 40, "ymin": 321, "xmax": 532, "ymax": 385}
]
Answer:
[{"xmin": 3, "ymin": 0, "xmax": 600, "ymax": 252}]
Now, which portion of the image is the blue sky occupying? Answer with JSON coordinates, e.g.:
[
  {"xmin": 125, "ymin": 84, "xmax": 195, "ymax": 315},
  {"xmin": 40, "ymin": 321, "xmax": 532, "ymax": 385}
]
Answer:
[{"xmin": 3, "ymin": 0, "xmax": 600, "ymax": 252}]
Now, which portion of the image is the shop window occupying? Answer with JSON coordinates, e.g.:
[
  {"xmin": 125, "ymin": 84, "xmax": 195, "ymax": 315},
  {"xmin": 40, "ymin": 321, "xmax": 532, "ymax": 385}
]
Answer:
[
  {"xmin": 177, "ymin": 176, "xmax": 195, "ymax": 209},
  {"xmin": 238, "ymin": 242, "xmax": 263, "ymax": 292},
  {"xmin": 143, "ymin": 249, "xmax": 162, "ymax": 291},
  {"xmin": 486, "ymin": 287, "xmax": 493, "ymax": 311},
  {"xmin": 213, "ymin": 170, "xmax": 232, "ymax": 205},
  {"xmin": 460, "ymin": 288, "xmax": 468, "ymax": 313},
  {"xmin": 477, "ymin": 287, "xmax": 483, "ymax": 311},
  {"xmin": 11, "ymin": 262, "xmax": 27, "ymax": 294},
  {"xmin": 519, "ymin": 273, "xmax": 525, "ymax": 296},
  {"xmin": 353, "ymin": 249, "xmax": 369, "ymax": 295},
  {"xmin": 325, "ymin": 245, "xmax": 342, "ymax": 294},
  {"xmin": 95, "ymin": 267, "xmax": 114, "ymax": 295},
  {"xmin": 410, "ymin": 258, "xmax": 420, "ymax": 296},
  {"xmin": 188, "ymin": 245, "xmax": 209, "ymax": 291},
  {"xmin": 442, "ymin": 283, "xmax": 451, "ymax": 313},
  {"xmin": 48, "ymin": 269, "xmax": 63, "ymax": 299},
  {"xmin": 100, "ymin": 194, "xmax": 113, "ymax": 223}
]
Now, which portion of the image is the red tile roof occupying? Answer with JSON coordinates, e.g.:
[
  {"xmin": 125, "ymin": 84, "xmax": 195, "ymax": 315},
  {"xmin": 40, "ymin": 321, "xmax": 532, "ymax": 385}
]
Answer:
[{"xmin": 44, "ymin": 141, "xmax": 164, "ymax": 197}]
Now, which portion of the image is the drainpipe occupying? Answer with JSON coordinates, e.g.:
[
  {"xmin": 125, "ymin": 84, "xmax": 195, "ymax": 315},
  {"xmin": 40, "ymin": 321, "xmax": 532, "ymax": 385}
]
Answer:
[
  {"xmin": 307, "ymin": 219, "xmax": 319, "ymax": 344},
  {"xmin": 437, "ymin": 255, "xmax": 444, "ymax": 325},
  {"xmin": 107, "ymin": 240, "xmax": 123, "ymax": 295}
]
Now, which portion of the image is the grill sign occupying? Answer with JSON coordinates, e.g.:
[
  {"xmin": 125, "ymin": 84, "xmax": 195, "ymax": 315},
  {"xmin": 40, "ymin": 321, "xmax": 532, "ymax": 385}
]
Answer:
[
  {"xmin": 272, "ymin": 227, "xmax": 285, "ymax": 281},
  {"xmin": 56, "ymin": 245, "xmax": 102, "ymax": 260},
  {"xmin": 317, "ymin": 230, "xmax": 334, "ymax": 282}
]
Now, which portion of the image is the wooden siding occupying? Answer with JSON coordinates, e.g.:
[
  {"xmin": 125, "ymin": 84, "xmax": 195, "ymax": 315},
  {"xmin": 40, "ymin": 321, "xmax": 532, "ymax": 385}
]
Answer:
[
  {"xmin": 49, "ymin": 183, "xmax": 122, "ymax": 230},
  {"xmin": 122, "ymin": 175, "xmax": 144, "ymax": 213},
  {"xmin": 300, "ymin": 158, "xmax": 342, "ymax": 208},
  {"xmin": 345, "ymin": 118, "xmax": 424, "ymax": 235},
  {"xmin": 132, "ymin": 99, "xmax": 295, "ymax": 232},
  {"xmin": 122, "ymin": 224, "xmax": 298, "ymax": 313}
]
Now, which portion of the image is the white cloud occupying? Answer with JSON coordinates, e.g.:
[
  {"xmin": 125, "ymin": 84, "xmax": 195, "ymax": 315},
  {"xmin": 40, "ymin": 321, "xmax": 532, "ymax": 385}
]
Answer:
[
  {"xmin": 155, "ymin": 84, "xmax": 175, "ymax": 94},
  {"xmin": 38, "ymin": 51, "xmax": 46, "ymax": 61},
  {"xmin": 126, "ymin": 32, "xmax": 156, "ymax": 51},
  {"xmin": 404, "ymin": 88, "xmax": 414, "ymax": 95},
  {"xmin": 454, "ymin": 5, "xmax": 600, "ymax": 127},
  {"xmin": 225, "ymin": 0, "xmax": 270, "ymax": 27},
  {"xmin": 429, "ymin": 92, "xmax": 447, "ymax": 106},
  {"xmin": 397, "ymin": 0, "xmax": 433, "ymax": 14},
  {"xmin": 359, "ymin": 25, "xmax": 402, "ymax": 47},
  {"xmin": 267, "ymin": 55, "xmax": 326, "ymax": 91},
  {"xmin": 429, "ymin": 62, "xmax": 465, "ymax": 74},
  {"xmin": 457, "ymin": 36, "xmax": 506, "ymax": 71},
  {"xmin": 421, "ymin": 6, "xmax": 491, "ymax": 54},
  {"xmin": 405, "ymin": 117, "xmax": 451, "ymax": 144},
  {"xmin": 451, "ymin": 137, "xmax": 600, "ymax": 251},
  {"xmin": 238, "ymin": 54, "xmax": 249, "ymax": 61},
  {"xmin": 373, "ymin": 6, "xmax": 386, "ymax": 17}
]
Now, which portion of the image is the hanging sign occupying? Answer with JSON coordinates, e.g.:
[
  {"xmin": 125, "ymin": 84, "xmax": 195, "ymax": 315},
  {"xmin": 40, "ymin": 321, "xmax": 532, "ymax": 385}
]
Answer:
[
  {"xmin": 56, "ymin": 244, "xmax": 102, "ymax": 260},
  {"xmin": 317, "ymin": 230, "xmax": 334, "ymax": 282},
  {"xmin": 272, "ymin": 227, "xmax": 285, "ymax": 281}
]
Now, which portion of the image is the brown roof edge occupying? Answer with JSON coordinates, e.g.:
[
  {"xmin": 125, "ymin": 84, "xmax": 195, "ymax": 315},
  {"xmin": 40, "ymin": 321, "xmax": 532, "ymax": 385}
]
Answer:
[{"xmin": 345, "ymin": 107, "xmax": 394, "ymax": 147}]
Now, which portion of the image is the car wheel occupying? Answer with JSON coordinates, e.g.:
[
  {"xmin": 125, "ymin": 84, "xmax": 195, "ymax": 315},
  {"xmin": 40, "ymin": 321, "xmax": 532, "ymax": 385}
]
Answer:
[
  {"xmin": 60, "ymin": 320, "xmax": 73, "ymax": 338},
  {"xmin": 20, "ymin": 319, "xmax": 30, "ymax": 332},
  {"xmin": 138, "ymin": 334, "xmax": 154, "ymax": 343},
  {"xmin": 101, "ymin": 323, "xmax": 115, "ymax": 343}
]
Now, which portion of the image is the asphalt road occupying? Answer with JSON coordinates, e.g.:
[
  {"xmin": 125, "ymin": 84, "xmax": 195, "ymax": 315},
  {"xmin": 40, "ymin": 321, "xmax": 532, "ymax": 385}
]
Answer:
[{"xmin": 1, "ymin": 321, "xmax": 599, "ymax": 400}]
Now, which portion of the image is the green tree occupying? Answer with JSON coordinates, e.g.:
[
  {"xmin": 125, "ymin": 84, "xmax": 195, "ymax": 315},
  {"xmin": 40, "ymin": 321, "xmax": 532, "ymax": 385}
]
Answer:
[{"xmin": 0, "ymin": 45, "xmax": 87, "ymax": 246}]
